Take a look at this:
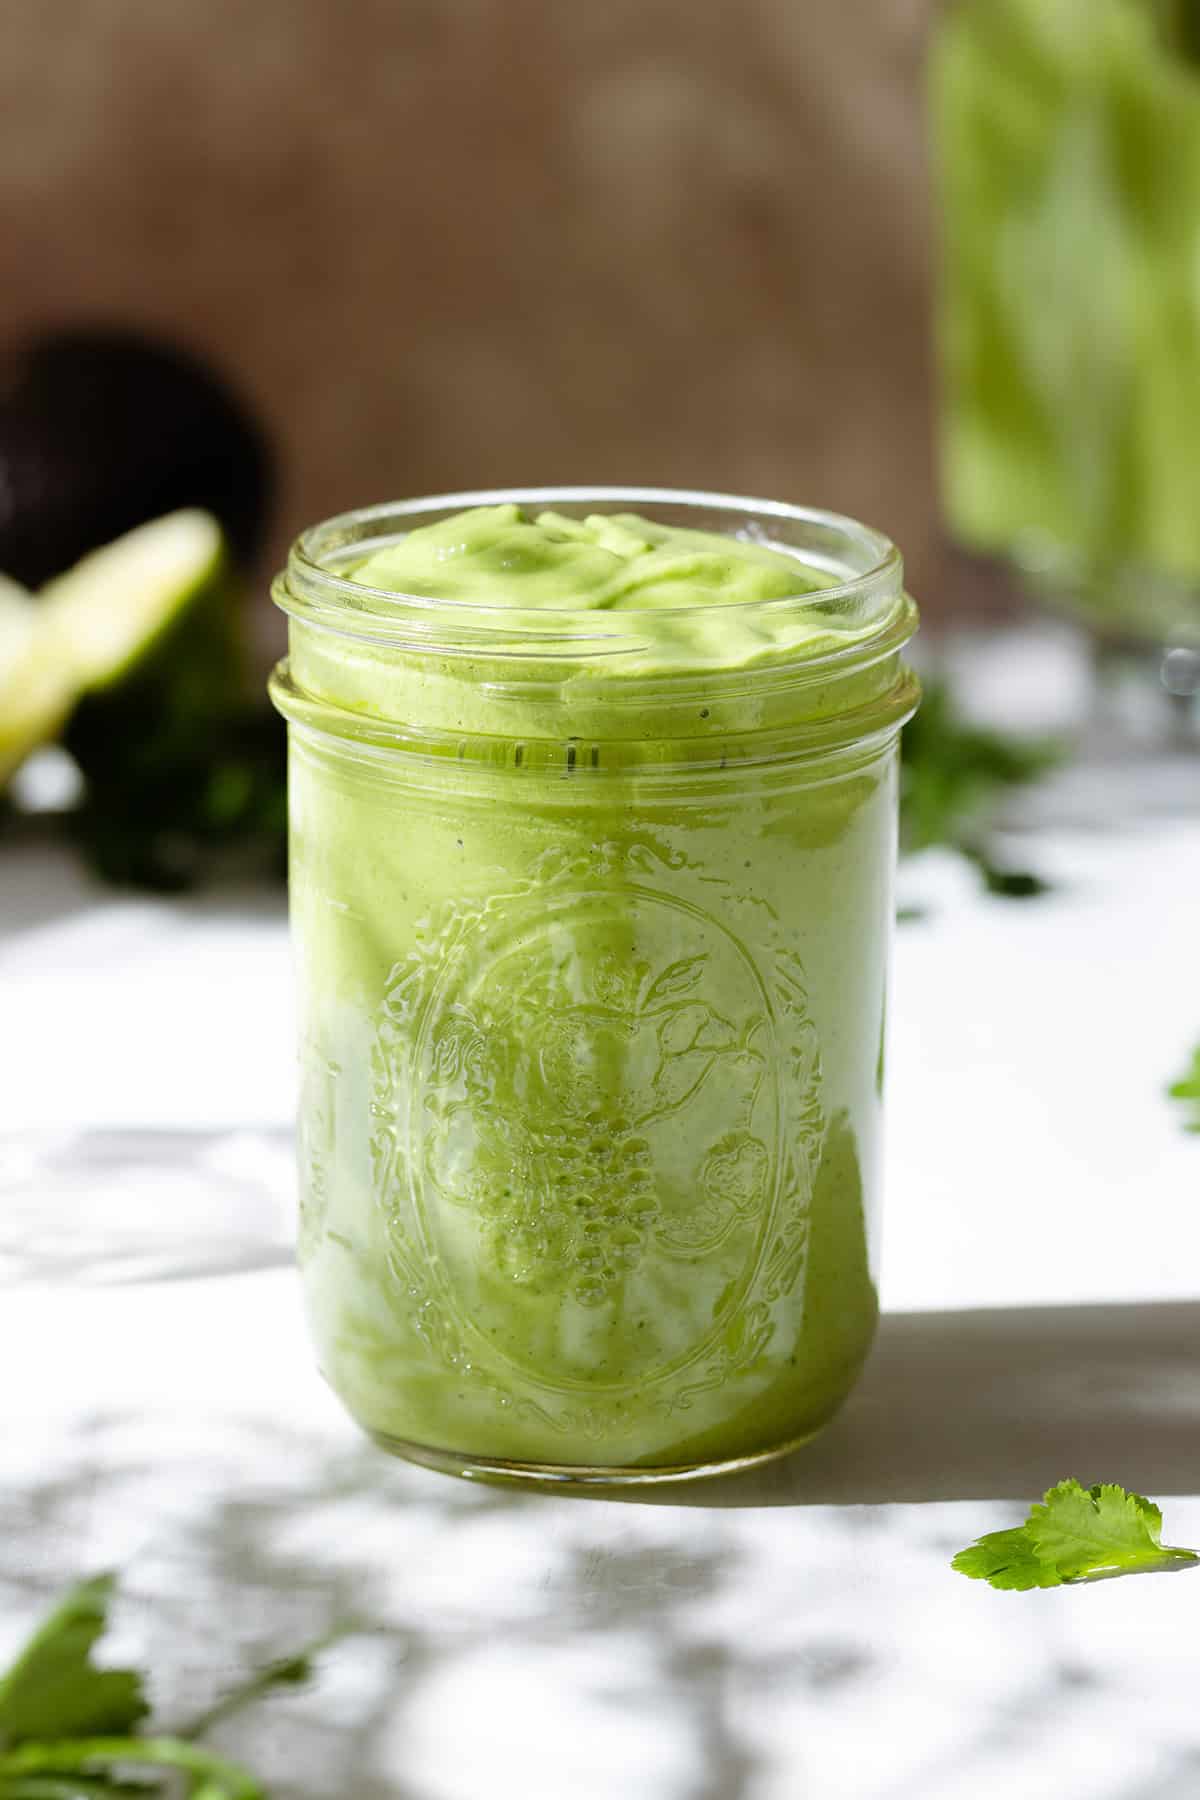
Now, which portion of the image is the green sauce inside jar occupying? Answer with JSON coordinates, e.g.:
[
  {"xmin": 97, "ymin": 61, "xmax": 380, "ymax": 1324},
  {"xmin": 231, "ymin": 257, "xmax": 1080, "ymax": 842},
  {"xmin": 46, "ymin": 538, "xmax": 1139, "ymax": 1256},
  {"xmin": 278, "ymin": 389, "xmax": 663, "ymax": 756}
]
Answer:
[{"xmin": 271, "ymin": 489, "xmax": 918, "ymax": 1483}]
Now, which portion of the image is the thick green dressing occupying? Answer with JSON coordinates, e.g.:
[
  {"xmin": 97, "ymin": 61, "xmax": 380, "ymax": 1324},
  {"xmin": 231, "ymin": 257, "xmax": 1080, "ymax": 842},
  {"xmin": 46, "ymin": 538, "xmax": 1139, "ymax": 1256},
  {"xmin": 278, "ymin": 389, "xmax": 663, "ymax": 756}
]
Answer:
[{"xmin": 279, "ymin": 502, "xmax": 911, "ymax": 1474}]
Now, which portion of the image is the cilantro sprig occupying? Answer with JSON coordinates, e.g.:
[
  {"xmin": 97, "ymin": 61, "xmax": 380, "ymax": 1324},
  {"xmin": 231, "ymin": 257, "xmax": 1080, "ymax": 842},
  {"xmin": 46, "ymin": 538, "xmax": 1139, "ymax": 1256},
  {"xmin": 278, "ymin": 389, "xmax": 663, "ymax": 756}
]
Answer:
[
  {"xmin": 953, "ymin": 1480, "xmax": 1200, "ymax": 1590},
  {"xmin": 0, "ymin": 1578, "xmax": 148, "ymax": 1749},
  {"xmin": 900, "ymin": 678, "xmax": 1062, "ymax": 900},
  {"xmin": 0, "ymin": 1575, "xmax": 328, "ymax": 1798},
  {"xmin": 1167, "ymin": 1044, "xmax": 1200, "ymax": 1133}
]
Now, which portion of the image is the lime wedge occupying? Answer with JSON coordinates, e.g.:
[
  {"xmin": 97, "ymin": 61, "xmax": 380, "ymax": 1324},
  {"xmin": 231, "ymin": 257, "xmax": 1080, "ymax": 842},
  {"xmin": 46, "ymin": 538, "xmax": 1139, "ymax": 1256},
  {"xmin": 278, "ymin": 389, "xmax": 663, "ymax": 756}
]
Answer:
[
  {"xmin": 38, "ymin": 508, "xmax": 225, "ymax": 690},
  {"xmin": 0, "ymin": 510, "xmax": 225, "ymax": 784},
  {"xmin": 0, "ymin": 572, "xmax": 35, "ymax": 677},
  {"xmin": 0, "ymin": 573, "xmax": 75, "ymax": 783}
]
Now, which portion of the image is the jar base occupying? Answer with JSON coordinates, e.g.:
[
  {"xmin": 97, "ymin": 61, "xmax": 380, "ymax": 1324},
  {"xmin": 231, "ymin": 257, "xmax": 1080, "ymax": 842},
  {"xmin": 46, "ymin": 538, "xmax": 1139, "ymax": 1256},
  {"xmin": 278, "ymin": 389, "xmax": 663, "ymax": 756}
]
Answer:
[{"xmin": 366, "ymin": 1424, "xmax": 828, "ymax": 1491}]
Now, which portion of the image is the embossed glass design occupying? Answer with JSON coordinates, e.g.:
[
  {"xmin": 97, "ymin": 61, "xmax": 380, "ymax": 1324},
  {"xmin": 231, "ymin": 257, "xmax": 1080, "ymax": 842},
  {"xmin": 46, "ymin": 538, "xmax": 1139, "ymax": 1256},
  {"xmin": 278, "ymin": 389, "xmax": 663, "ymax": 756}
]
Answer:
[{"xmin": 271, "ymin": 489, "xmax": 919, "ymax": 1484}]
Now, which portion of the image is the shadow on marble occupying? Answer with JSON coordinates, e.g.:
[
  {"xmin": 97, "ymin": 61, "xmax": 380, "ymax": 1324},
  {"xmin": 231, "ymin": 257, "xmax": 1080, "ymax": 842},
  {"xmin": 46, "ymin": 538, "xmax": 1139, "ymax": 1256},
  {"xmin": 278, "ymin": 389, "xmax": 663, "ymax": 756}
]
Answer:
[
  {"xmin": 643, "ymin": 1299, "xmax": 1200, "ymax": 1508},
  {"xmin": 2, "ymin": 1328, "xmax": 1199, "ymax": 1800},
  {"xmin": 0, "ymin": 1125, "xmax": 295, "ymax": 1284},
  {"xmin": 0, "ymin": 841, "xmax": 286, "ymax": 948}
]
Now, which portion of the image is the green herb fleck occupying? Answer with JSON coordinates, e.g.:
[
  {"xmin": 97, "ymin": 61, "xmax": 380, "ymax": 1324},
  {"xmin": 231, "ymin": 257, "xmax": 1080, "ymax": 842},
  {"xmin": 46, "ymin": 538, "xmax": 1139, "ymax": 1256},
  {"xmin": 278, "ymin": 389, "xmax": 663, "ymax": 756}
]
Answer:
[{"xmin": 1167, "ymin": 1044, "xmax": 1200, "ymax": 1132}]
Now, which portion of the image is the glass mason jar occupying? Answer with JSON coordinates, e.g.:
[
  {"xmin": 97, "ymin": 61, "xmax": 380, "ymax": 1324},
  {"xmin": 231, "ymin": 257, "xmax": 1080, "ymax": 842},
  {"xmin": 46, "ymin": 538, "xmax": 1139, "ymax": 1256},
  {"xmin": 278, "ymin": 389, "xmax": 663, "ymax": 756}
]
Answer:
[{"xmin": 270, "ymin": 489, "xmax": 919, "ymax": 1486}]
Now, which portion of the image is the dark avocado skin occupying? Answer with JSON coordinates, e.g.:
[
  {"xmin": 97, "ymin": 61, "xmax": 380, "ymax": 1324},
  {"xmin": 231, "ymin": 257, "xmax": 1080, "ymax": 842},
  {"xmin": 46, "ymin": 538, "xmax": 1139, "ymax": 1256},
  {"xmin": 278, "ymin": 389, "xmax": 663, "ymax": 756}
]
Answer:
[{"xmin": 0, "ymin": 327, "xmax": 274, "ymax": 586}]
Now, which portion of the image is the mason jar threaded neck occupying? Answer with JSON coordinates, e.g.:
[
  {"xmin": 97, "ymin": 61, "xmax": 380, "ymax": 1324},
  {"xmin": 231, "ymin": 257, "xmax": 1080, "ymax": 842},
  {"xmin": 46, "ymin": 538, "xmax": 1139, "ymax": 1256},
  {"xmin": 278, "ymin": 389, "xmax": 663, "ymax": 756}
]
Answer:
[{"xmin": 270, "ymin": 487, "xmax": 919, "ymax": 764}]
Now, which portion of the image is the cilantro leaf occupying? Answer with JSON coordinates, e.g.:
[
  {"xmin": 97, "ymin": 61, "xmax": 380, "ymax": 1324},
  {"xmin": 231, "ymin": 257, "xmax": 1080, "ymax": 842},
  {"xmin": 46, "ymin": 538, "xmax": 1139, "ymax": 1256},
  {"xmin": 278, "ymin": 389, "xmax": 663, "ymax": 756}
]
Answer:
[
  {"xmin": 1168, "ymin": 1044, "xmax": 1200, "ymax": 1132},
  {"xmin": 0, "ymin": 1575, "xmax": 342, "ymax": 1798},
  {"xmin": 1029, "ymin": 1481, "xmax": 1198, "ymax": 1581},
  {"xmin": 0, "ymin": 1778, "xmax": 154, "ymax": 1797},
  {"xmin": 0, "ymin": 1578, "xmax": 147, "ymax": 1748},
  {"xmin": 899, "ymin": 678, "xmax": 1061, "ymax": 899},
  {"xmin": 953, "ymin": 1480, "xmax": 1200, "ymax": 1589},
  {"xmin": 950, "ymin": 1526, "xmax": 1060, "ymax": 1591},
  {"xmin": 0, "ymin": 1740, "xmax": 262, "ymax": 1800}
]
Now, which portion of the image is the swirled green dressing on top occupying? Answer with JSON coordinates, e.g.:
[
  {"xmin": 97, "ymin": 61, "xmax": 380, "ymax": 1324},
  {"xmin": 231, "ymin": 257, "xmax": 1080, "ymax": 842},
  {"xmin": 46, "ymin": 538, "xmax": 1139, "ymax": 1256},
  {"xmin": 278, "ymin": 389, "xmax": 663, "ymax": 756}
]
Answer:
[
  {"xmin": 343, "ymin": 504, "xmax": 879, "ymax": 676},
  {"xmin": 291, "ymin": 505, "xmax": 895, "ymax": 749},
  {"xmin": 349, "ymin": 505, "xmax": 833, "ymax": 610}
]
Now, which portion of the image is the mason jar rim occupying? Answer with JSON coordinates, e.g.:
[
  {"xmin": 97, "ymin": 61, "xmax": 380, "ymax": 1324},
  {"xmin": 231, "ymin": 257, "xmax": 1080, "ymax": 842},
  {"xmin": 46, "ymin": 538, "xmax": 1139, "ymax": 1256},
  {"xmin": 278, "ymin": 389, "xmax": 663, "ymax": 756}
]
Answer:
[{"xmin": 274, "ymin": 486, "xmax": 909, "ymax": 670}]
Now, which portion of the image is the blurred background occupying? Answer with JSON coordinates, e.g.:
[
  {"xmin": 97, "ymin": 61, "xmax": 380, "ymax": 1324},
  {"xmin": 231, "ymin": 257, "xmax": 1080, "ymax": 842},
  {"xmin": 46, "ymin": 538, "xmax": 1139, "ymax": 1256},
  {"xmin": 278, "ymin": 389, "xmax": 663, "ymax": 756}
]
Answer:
[
  {"xmin": 4, "ymin": 0, "xmax": 1200, "ymax": 892},
  {"xmin": 0, "ymin": 0, "xmax": 944, "ymax": 606}
]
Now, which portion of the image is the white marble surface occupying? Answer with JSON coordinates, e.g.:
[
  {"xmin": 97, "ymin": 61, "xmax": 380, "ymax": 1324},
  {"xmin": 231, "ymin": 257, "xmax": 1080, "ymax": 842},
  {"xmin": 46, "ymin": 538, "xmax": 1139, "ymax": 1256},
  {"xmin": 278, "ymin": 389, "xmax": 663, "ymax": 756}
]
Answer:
[{"xmin": 2, "ymin": 795, "xmax": 1200, "ymax": 1797}]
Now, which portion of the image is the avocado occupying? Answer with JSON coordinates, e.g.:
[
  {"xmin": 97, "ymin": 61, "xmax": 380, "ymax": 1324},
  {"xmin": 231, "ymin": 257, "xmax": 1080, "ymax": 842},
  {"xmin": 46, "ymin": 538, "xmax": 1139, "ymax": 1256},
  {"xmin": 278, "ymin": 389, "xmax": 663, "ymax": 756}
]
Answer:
[{"xmin": 0, "ymin": 327, "xmax": 274, "ymax": 587}]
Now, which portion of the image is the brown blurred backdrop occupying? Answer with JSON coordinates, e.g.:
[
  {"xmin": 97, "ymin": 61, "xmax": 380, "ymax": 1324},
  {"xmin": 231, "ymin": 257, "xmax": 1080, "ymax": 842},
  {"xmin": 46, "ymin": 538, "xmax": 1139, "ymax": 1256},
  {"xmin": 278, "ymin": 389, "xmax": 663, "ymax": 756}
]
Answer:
[{"xmin": 1, "ymin": 0, "xmax": 967, "ymax": 622}]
